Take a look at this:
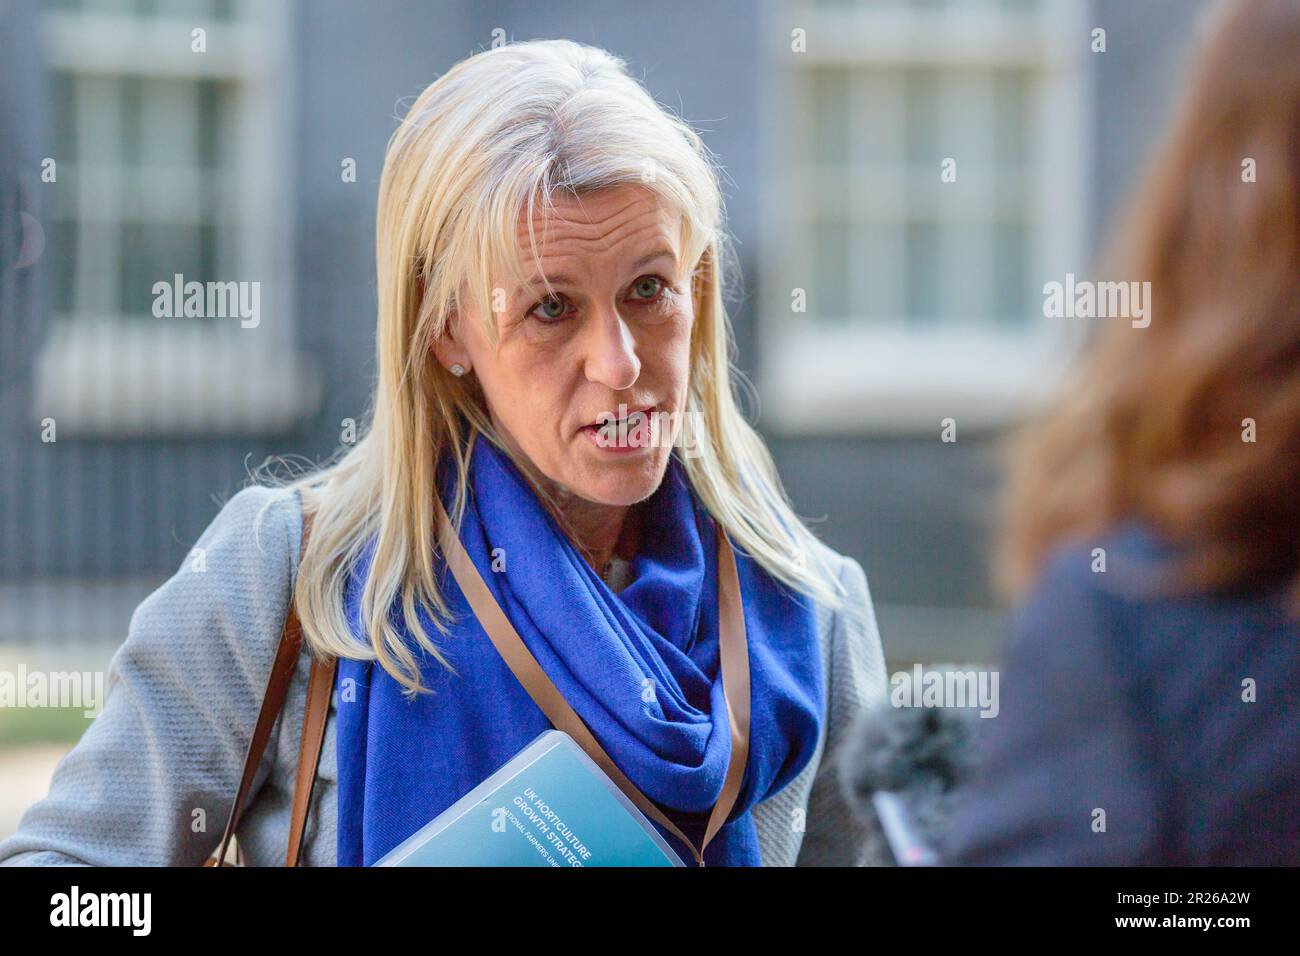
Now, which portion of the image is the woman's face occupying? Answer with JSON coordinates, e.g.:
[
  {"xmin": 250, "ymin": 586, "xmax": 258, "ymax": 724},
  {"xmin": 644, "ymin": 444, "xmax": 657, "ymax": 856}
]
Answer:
[{"xmin": 436, "ymin": 184, "xmax": 694, "ymax": 507}]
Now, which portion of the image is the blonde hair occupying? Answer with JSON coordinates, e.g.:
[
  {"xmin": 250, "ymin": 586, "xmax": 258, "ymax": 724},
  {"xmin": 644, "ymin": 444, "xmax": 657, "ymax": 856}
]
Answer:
[{"xmin": 257, "ymin": 39, "xmax": 846, "ymax": 696}]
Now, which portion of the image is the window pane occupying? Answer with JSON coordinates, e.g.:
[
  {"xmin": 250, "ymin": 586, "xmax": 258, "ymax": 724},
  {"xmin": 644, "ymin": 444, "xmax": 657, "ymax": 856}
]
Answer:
[
  {"xmin": 939, "ymin": 221, "xmax": 993, "ymax": 324},
  {"xmin": 120, "ymin": 222, "xmax": 204, "ymax": 317},
  {"xmin": 993, "ymin": 69, "xmax": 1032, "ymax": 171},
  {"xmin": 855, "ymin": 222, "xmax": 903, "ymax": 326},
  {"xmin": 852, "ymin": 69, "xmax": 902, "ymax": 167},
  {"xmin": 812, "ymin": 220, "xmax": 853, "ymax": 322},
  {"xmin": 903, "ymin": 69, "xmax": 942, "ymax": 167},
  {"xmin": 905, "ymin": 221, "xmax": 941, "ymax": 325},
  {"xmin": 808, "ymin": 69, "xmax": 852, "ymax": 166},
  {"xmin": 994, "ymin": 219, "xmax": 1031, "ymax": 325}
]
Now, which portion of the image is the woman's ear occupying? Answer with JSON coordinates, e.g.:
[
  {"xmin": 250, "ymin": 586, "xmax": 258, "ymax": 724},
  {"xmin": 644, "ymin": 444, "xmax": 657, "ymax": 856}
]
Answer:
[
  {"xmin": 413, "ymin": 275, "xmax": 470, "ymax": 374},
  {"xmin": 431, "ymin": 309, "xmax": 472, "ymax": 377}
]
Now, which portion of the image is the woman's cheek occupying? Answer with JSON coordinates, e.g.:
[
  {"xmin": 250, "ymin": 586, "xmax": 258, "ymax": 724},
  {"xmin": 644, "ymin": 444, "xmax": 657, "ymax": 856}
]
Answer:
[
  {"xmin": 649, "ymin": 286, "xmax": 692, "ymax": 324},
  {"xmin": 657, "ymin": 298, "xmax": 694, "ymax": 369}
]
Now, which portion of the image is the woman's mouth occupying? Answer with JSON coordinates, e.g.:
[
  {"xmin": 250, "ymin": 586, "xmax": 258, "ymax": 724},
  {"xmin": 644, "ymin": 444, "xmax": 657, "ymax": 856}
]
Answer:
[{"xmin": 581, "ymin": 405, "xmax": 659, "ymax": 453}]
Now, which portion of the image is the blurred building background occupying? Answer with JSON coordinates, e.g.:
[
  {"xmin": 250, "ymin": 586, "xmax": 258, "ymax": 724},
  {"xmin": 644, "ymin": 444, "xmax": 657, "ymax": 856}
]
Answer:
[{"xmin": 0, "ymin": 0, "xmax": 1212, "ymax": 833}]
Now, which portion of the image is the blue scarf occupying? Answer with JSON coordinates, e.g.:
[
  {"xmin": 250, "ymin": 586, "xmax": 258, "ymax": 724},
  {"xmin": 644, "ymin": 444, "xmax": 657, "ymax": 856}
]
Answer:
[{"xmin": 335, "ymin": 437, "xmax": 824, "ymax": 866}]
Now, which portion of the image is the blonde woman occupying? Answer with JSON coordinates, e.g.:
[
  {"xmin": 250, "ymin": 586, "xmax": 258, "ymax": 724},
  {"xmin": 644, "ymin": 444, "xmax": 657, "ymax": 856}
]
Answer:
[{"xmin": 0, "ymin": 39, "xmax": 885, "ymax": 867}]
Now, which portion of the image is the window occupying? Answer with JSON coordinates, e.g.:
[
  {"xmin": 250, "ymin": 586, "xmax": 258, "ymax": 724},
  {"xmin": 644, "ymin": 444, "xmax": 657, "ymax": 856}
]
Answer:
[
  {"xmin": 32, "ymin": 0, "xmax": 319, "ymax": 437},
  {"xmin": 758, "ymin": 0, "xmax": 1090, "ymax": 433}
]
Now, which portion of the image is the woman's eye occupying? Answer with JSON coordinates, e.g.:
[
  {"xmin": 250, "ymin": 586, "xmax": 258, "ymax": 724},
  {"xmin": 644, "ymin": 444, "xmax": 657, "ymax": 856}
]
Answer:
[
  {"xmin": 630, "ymin": 275, "xmax": 664, "ymax": 300},
  {"xmin": 527, "ymin": 294, "xmax": 570, "ymax": 322},
  {"xmin": 525, "ymin": 278, "xmax": 667, "ymax": 323}
]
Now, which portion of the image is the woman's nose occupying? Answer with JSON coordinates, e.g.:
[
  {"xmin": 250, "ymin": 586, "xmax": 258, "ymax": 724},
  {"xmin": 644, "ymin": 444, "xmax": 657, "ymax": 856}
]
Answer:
[{"xmin": 581, "ymin": 307, "xmax": 641, "ymax": 391}]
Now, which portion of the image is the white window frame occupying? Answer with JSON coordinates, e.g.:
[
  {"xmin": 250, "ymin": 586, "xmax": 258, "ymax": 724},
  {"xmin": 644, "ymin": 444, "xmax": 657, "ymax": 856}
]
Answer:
[
  {"xmin": 32, "ymin": 0, "xmax": 320, "ymax": 438},
  {"xmin": 756, "ymin": 0, "xmax": 1093, "ymax": 435}
]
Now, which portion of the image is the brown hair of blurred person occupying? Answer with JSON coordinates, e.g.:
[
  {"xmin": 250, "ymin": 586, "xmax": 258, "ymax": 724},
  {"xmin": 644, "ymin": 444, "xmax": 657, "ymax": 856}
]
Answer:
[{"xmin": 999, "ymin": 0, "xmax": 1300, "ymax": 605}]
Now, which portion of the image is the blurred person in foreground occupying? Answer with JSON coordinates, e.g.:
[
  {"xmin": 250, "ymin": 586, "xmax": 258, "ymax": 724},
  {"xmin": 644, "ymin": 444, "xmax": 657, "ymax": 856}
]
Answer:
[{"xmin": 939, "ymin": 0, "xmax": 1300, "ymax": 865}]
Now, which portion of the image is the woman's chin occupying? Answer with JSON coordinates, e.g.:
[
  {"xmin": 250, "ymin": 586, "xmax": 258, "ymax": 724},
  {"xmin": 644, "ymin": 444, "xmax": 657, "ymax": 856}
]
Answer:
[{"xmin": 566, "ymin": 449, "xmax": 670, "ymax": 507}]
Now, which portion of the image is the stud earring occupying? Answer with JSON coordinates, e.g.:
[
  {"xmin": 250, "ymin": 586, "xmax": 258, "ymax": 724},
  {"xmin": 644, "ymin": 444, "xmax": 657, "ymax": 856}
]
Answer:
[{"xmin": 450, "ymin": 363, "xmax": 466, "ymax": 377}]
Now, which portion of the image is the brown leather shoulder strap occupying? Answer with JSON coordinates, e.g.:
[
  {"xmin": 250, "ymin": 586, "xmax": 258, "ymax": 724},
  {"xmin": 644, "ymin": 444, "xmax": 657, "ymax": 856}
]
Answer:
[
  {"xmin": 213, "ymin": 500, "xmax": 324, "ymax": 867},
  {"xmin": 708, "ymin": 528, "xmax": 752, "ymax": 854},
  {"xmin": 434, "ymin": 496, "xmax": 751, "ymax": 866},
  {"xmin": 286, "ymin": 649, "xmax": 336, "ymax": 866}
]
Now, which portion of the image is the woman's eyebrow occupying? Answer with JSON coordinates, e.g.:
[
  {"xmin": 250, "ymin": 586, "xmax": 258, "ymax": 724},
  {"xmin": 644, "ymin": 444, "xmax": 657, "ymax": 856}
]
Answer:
[
  {"xmin": 510, "ymin": 247, "xmax": 678, "ymax": 299},
  {"xmin": 628, "ymin": 247, "xmax": 678, "ymax": 271}
]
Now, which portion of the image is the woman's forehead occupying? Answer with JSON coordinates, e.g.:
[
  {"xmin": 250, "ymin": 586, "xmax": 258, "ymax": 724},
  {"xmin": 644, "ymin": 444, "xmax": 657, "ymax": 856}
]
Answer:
[
  {"xmin": 514, "ymin": 187, "xmax": 679, "ymax": 248},
  {"xmin": 503, "ymin": 191, "xmax": 679, "ymax": 269}
]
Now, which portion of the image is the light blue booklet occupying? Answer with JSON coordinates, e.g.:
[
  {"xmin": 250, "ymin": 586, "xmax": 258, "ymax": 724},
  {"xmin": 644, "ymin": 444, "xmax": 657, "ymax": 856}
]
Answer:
[{"xmin": 373, "ymin": 729, "xmax": 686, "ymax": 867}]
